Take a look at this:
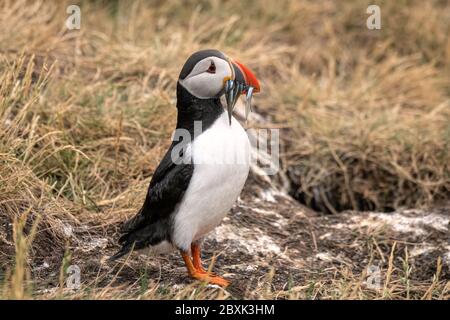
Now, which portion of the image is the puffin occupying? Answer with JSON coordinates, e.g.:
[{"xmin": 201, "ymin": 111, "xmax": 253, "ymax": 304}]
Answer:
[{"xmin": 111, "ymin": 49, "xmax": 260, "ymax": 287}]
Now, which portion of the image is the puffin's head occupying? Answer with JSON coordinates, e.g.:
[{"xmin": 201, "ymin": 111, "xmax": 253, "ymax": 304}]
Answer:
[{"xmin": 178, "ymin": 49, "xmax": 260, "ymax": 124}]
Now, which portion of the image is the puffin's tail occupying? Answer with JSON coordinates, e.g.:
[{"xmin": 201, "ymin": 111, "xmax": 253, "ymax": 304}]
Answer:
[
  {"xmin": 109, "ymin": 207, "xmax": 145, "ymax": 262},
  {"xmin": 109, "ymin": 229, "xmax": 140, "ymax": 261},
  {"xmin": 110, "ymin": 215, "xmax": 170, "ymax": 262},
  {"xmin": 109, "ymin": 243, "xmax": 134, "ymax": 262}
]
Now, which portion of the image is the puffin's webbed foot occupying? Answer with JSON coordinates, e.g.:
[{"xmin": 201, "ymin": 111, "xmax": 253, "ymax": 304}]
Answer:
[{"xmin": 180, "ymin": 245, "xmax": 229, "ymax": 287}]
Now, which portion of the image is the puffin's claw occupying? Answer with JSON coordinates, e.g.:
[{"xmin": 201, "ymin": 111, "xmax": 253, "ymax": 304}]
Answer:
[{"xmin": 190, "ymin": 272, "xmax": 230, "ymax": 287}]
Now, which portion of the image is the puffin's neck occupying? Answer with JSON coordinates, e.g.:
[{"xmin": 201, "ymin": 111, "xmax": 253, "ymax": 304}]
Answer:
[{"xmin": 175, "ymin": 83, "xmax": 224, "ymax": 135}]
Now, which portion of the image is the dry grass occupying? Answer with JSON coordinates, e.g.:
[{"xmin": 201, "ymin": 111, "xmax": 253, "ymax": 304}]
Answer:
[
  {"xmin": 266, "ymin": 0, "xmax": 450, "ymax": 212},
  {"xmin": 0, "ymin": 0, "xmax": 449, "ymax": 299}
]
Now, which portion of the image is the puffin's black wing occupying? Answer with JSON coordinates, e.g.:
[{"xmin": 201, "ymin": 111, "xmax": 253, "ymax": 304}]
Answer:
[{"xmin": 110, "ymin": 143, "xmax": 193, "ymax": 260}]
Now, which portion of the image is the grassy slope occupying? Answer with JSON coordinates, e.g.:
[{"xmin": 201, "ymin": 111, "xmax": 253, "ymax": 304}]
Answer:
[{"xmin": 0, "ymin": 0, "xmax": 449, "ymax": 299}]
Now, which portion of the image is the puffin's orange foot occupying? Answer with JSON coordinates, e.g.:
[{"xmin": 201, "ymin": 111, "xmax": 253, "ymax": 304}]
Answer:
[
  {"xmin": 193, "ymin": 265, "xmax": 217, "ymax": 276},
  {"xmin": 181, "ymin": 247, "xmax": 229, "ymax": 287},
  {"xmin": 189, "ymin": 270, "xmax": 230, "ymax": 287}
]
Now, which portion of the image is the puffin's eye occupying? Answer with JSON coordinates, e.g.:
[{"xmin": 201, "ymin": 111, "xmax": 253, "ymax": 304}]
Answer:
[{"xmin": 206, "ymin": 61, "xmax": 216, "ymax": 74}]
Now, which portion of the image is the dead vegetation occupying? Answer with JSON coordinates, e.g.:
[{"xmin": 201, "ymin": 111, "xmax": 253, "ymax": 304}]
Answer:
[{"xmin": 0, "ymin": 0, "xmax": 449, "ymax": 299}]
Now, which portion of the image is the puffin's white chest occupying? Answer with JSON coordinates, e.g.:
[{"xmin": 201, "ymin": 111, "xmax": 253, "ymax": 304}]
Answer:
[{"xmin": 172, "ymin": 112, "xmax": 250, "ymax": 250}]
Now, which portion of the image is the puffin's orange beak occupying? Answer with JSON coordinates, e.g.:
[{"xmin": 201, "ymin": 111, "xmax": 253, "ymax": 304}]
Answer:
[
  {"xmin": 224, "ymin": 59, "xmax": 260, "ymax": 125},
  {"xmin": 231, "ymin": 59, "xmax": 260, "ymax": 94}
]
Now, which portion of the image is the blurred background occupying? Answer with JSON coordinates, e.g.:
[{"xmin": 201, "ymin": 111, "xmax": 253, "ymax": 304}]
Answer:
[{"xmin": 0, "ymin": 0, "xmax": 449, "ymax": 299}]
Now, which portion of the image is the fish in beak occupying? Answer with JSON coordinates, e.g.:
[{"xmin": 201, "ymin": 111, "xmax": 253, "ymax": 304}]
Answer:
[{"xmin": 224, "ymin": 59, "xmax": 260, "ymax": 125}]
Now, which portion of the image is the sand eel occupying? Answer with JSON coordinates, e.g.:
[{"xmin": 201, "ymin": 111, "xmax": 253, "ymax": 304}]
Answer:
[{"xmin": 111, "ymin": 49, "xmax": 260, "ymax": 287}]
